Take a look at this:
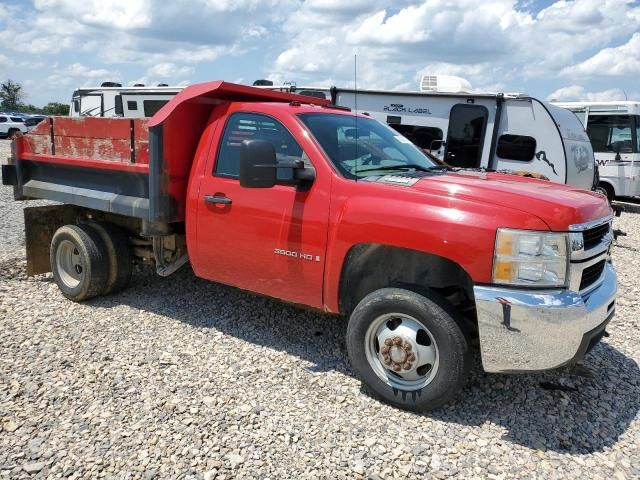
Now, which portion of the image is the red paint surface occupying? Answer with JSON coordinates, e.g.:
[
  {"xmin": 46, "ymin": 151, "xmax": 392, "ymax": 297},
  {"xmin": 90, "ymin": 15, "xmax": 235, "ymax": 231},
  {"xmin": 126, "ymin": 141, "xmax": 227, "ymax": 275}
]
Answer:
[
  {"xmin": 20, "ymin": 117, "xmax": 149, "ymax": 166},
  {"xmin": 15, "ymin": 81, "xmax": 612, "ymax": 314}
]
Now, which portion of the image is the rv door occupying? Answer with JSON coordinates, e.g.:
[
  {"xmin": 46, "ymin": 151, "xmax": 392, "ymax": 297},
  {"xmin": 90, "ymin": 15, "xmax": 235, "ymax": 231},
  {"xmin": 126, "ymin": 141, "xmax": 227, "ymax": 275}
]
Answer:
[{"xmin": 444, "ymin": 104, "xmax": 488, "ymax": 168}]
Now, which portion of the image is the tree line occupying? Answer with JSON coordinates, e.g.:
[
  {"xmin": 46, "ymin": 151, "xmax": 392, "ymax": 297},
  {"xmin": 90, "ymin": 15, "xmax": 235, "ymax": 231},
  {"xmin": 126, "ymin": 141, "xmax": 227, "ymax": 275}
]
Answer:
[{"xmin": 1, "ymin": 79, "xmax": 70, "ymax": 116}]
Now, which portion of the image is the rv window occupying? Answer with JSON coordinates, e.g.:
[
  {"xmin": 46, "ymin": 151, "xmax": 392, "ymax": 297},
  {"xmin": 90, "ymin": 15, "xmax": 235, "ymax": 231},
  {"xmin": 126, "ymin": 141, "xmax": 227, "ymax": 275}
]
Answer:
[
  {"xmin": 115, "ymin": 95, "xmax": 123, "ymax": 116},
  {"xmin": 496, "ymin": 134, "xmax": 536, "ymax": 161},
  {"xmin": 143, "ymin": 100, "xmax": 169, "ymax": 117},
  {"xmin": 215, "ymin": 112, "xmax": 306, "ymax": 180},
  {"xmin": 127, "ymin": 101, "xmax": 138, "ymax": 111},
  {"xmin": 586, "ymin": 115, "xmax": 632, "ymax": 153},
  {"xmin": 391, "ymin": 125, "xmax": 443, "ymax": 150},
  {"xmin": 635, "ymin": 116, "xmax": 640, "ymax": 153}
]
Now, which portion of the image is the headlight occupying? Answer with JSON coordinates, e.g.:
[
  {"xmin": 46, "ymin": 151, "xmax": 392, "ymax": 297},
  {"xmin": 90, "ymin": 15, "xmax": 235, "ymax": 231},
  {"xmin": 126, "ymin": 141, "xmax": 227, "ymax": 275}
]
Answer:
[{"xmin": 493, "ymin": 229, "xmax": 568, "ymax": 287}]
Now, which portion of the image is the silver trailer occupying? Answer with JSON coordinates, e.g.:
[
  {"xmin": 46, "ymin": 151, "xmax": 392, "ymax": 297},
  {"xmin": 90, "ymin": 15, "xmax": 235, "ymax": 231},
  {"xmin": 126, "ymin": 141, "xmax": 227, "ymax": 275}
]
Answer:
[
  {"xmin": 267, "ymin": 79, "xmax": 596, "ymax": 190},
  {"xmin": 70, "ymin": 83, "xmax": 183, "ymax": 118}
]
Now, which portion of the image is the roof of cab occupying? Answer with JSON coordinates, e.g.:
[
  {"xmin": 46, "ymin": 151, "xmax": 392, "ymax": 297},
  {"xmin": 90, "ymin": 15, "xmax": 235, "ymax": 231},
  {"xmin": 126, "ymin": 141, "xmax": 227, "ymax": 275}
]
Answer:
[{"xmin": 149, "ymin": 80, "xmax": 331, "ymax": 128}]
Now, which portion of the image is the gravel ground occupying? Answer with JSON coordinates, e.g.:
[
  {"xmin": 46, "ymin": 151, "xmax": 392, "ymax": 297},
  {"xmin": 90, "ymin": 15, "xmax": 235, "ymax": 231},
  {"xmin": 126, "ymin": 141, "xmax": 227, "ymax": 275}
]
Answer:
[{"xmin": 0, "ymin": 138, "xmax": 638, "ymax": 479}]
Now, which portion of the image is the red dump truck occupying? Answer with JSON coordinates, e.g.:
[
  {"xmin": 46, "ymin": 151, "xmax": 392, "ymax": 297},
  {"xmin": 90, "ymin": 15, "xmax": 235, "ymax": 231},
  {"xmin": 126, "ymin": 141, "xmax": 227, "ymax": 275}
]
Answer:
[{"xmin": 2, "ymin": 81, "xmax": 617, "ymax": 411}]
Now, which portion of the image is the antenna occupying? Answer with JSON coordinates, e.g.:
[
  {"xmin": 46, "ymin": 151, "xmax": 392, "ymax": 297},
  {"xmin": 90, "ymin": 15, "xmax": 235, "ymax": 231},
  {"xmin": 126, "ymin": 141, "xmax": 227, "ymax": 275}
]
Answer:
[{"xmin": 354, "ymin": 54, "xmax": 358, "ymax": 181}]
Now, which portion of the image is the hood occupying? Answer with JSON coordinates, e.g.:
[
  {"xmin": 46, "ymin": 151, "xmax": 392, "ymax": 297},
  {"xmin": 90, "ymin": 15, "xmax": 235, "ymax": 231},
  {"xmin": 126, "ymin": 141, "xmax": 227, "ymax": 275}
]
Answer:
[{"xmin": 410, "ymin": 171, "xmax": 611, "ymax": 231}]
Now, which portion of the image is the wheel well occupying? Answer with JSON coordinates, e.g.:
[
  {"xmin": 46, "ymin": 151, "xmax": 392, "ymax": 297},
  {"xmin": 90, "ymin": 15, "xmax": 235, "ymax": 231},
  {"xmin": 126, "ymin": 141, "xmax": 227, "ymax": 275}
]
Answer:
[
  {"xmin": 598, "ymin": 181, "xmax": 615, "ymax": 201},
  {"xmin": 339, "ymin": 244, "xmax": 476, "ymax": 319}
]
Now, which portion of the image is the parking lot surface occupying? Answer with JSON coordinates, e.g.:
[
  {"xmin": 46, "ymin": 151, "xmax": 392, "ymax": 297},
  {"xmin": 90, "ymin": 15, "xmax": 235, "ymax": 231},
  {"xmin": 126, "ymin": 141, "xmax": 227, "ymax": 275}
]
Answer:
[{"xmin": 0, "ymin": 139, "xmax": 638, "ymax": 479}]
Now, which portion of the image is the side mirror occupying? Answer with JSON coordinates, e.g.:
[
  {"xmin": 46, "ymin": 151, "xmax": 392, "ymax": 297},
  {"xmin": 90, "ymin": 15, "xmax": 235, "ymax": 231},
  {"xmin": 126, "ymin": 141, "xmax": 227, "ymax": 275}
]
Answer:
[
  {"xmin": 429, "ymin": 139, "xmax": 444, "ymax": 150},
  {"xmin": 240, "ymin": 140, "xmax": 277, "ymax": 188}
]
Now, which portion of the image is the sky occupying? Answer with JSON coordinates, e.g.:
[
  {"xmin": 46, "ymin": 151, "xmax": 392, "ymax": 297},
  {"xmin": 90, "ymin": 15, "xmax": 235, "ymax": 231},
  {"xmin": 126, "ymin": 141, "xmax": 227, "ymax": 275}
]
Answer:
[{"xmin": 0, "ymin": 0, "xmax": 639, "ymax": 107}]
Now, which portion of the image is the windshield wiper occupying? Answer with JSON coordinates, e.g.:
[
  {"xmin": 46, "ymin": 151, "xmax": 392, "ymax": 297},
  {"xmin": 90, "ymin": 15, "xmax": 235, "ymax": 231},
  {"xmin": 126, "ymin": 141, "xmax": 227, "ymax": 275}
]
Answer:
[{"xmin": 354, "ymin": 164, "xmax": 445, "ymax": 174}]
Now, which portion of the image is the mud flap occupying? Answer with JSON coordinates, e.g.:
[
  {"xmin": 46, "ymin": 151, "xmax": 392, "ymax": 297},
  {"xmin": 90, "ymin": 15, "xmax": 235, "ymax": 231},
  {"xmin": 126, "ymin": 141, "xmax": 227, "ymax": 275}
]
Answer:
[{"xmin": 23, "ymin": 205, "xmax": 85, "ymax": 275}]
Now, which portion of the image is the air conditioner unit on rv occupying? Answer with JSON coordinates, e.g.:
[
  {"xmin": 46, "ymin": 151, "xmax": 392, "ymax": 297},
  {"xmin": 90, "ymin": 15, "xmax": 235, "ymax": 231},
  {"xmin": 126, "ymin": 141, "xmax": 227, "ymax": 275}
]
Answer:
[{"xmin": 420, "ymin": 75, "xmax": 472, "ymax": 93}]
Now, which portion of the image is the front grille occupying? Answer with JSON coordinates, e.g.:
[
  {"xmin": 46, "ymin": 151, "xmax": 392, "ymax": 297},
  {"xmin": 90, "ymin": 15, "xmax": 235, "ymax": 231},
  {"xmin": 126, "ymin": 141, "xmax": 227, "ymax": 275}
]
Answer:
[
  {"xmin": 583, "ymin": 223, "xmax": 610, "ymax": 250},
  {"xmin": 580, "ymin": 260, "xmax": 606, "ymax": 290}
]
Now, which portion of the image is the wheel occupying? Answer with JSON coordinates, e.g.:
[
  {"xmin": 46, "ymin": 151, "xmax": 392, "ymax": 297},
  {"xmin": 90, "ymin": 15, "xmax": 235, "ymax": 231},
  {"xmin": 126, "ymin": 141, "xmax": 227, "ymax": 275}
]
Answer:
[
  {"xmin": 86, "ymin": 222, "xmax": 132, "ymax": 295},
  {"xmin": 346, "ymin": 288, "xmax": 470, "ymax": 411},
  {"xmin": 50, "ymin": 224, "xmax": 109, "ymax": 302},
  {"xmin": 598, "ymin": 182, "xmax": 614, "ymax": 203}
]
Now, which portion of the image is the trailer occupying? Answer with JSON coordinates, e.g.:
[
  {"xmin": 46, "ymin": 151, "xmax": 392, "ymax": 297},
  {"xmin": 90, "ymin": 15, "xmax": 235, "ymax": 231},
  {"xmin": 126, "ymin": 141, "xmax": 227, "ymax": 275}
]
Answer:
[
  {"xmin": 551, "ymin": 101, "xmax": 640, "ymax": 200},
  {"xmin": 265, "ymin": 78, "xmax": 596, "ymax": 190},
  {"xmin": 70, "ymin": 83, "xmax": 184, "ymax": 118}
]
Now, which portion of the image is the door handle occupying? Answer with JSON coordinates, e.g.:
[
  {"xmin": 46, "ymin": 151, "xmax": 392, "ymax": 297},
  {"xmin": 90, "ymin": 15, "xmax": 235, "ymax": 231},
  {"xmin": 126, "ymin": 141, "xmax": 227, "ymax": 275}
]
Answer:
[{"xmin": 204, "ymin": 195, "xmax": 232, "ymax": 205}]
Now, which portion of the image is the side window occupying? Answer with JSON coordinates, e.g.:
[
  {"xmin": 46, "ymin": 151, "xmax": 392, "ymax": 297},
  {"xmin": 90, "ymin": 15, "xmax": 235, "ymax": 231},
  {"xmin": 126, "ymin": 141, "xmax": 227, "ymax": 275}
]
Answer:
[
  {"xmin": 215, "ymin": 112, "xmax": 305, "ymax": 179},
  {"xmin": 127, "ymin": 101, "xmax": 138, "ymax": 111},
  {"xmin": 143, "ymin": 100, "xmax": 169, "ymax": 117},
  {"xmin": 636, "ymin": 116, "xmax": 640, "ymax": 153},
  {"xmin": 496, "ymin": 134, "xmax": 537, "ymax": 161},
  {"xmin": 587, "ymin": 115, "xmax": 632, "ymax": 153},
  {"xmin": 0, "ymin": 117, "xmax": 7, "ymax": 123}
]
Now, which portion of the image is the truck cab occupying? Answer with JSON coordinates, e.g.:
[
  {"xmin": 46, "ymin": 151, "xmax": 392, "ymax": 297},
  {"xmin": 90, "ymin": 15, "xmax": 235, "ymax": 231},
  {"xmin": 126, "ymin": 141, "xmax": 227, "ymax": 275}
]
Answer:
[{"xmin": 2, "ymin": 81, "xmax": 617, "ymax": 411}]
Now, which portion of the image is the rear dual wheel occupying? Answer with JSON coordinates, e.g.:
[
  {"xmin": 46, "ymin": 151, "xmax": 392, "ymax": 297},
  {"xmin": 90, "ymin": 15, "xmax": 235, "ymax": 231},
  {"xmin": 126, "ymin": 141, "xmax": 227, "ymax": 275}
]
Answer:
[
  {"xmin": 347, "ymin": 288, "xmax": 470, "ymax": 411},
  {"xmin": 50, "ymin": 222, "xmax": 132, "ymax": 302}
]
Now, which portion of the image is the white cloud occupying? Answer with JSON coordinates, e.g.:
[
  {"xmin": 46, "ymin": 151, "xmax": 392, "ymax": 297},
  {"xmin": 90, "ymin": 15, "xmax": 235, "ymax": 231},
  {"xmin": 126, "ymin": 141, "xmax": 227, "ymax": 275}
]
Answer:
[
  {"xmin": 33, "ymin": 0, "xmax": 151, "ymax": 30},
  {"xmin": 562, "ymin": 33, "xmax": 640, "ymax": 76},
  {"xmin": 269, "ymin": 0, "xmax": 640, "ymax": 93},
  {"xmin": 147, "ymin": 63, "xmax": 195, "ymax": 78},
  {"xmin": 46, "ymin": 63, "xmax": 120, "ymax": 88},
  {"xmin": 546, "ymin": 85, "xmax": 631, "ymax": 102},
  {"xmin": 2, "ymin": 1, "xmax": 640, "ymax": 106}
]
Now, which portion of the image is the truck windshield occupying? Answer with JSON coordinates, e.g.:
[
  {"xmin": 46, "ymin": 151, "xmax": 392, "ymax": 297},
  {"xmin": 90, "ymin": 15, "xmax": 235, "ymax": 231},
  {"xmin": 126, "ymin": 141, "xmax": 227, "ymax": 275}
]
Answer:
[{"xmin": 298, "ymin": 113, "xmax": 438, "ymax": 178}]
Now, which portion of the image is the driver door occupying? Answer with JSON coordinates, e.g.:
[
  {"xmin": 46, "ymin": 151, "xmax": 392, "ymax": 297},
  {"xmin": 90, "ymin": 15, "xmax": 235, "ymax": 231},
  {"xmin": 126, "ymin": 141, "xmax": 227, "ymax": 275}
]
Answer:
[{"xmin": 195, "ymin": 111, "xmax": 331, "ymax": 308}]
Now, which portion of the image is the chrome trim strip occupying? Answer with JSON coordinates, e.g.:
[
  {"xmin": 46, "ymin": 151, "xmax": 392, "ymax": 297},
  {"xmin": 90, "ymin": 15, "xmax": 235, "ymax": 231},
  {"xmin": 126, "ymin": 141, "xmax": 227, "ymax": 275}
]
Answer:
[
  {"xmin": 569, "ymin": 253, "xmax": 608, "ymax": 292},
  {"xmin": 569, "ymin": 231, "xmax": 613, "ymax": 261},
  {"xmin": 569, "ymin": 214, "xmax": 613, "ymax": 232}
]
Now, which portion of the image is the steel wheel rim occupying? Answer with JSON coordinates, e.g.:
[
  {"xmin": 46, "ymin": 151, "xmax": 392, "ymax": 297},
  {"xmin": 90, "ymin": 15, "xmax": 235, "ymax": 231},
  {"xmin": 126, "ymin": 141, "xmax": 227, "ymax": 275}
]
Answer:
[
  {"xmin": 56, "ymin": 240, "xmax": 84, "ymax": 289},
  {"xmin": 365, "ymin": 312, "xmax": 439, "ymax": 391}
]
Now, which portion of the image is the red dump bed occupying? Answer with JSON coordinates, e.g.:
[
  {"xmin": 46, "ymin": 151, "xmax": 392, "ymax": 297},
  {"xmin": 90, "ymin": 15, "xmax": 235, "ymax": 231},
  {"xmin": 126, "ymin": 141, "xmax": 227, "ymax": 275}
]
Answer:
[
  {"xmin": 23, "ymin": 117, "xmax": 150, "ymax": 172},
  {"xmin": 9, "ymin": 81, "xmax": 329, "ymax": 223}
]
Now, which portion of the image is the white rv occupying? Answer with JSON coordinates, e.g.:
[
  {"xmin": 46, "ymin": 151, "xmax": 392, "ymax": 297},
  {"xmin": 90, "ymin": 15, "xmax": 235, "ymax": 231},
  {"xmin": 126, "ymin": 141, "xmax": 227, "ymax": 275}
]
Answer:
[
  {"xmin": 70, "ymin": 83, "xmax": 183, "ymax": 118},
  {"xmin": 552, "ymin": 101, "xmax": 640, "ymax": 200},
  {"xmin": 267, "ymin": 76, "xmax": 596, "ymax": 190}
]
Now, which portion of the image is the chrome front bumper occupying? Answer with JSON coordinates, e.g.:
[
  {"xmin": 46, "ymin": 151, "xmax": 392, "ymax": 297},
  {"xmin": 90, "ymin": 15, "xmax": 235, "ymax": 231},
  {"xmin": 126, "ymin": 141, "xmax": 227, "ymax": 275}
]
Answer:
[{"xmin": 474, "ymin": 262, "xmax": 617, "ymax": 373}]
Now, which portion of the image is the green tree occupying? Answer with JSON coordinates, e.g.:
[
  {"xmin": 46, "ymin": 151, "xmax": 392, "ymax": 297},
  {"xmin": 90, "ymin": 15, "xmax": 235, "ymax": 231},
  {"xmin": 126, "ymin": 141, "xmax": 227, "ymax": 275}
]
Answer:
[
  {"xmin": 0, "ymin": 79, "xmax": 24, "ymax": 111},
  {"xmin": 19, "ymin": 104, "xmax": 41, "ymax": 114},
  {"xmin": 42, "ymin": 102, "xmax": 70, "ymax": 116}
]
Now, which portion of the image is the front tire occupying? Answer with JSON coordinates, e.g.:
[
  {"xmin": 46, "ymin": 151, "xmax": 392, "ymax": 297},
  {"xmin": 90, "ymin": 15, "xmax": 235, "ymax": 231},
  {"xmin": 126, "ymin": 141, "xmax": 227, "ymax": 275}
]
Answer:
[
  {"xmin": 347, "ymin": 288, "xmax": 470, "ymax": 411},
  {"xmin": 50, "ymin": 224, "xmax": 109, "ymax": 302}
]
